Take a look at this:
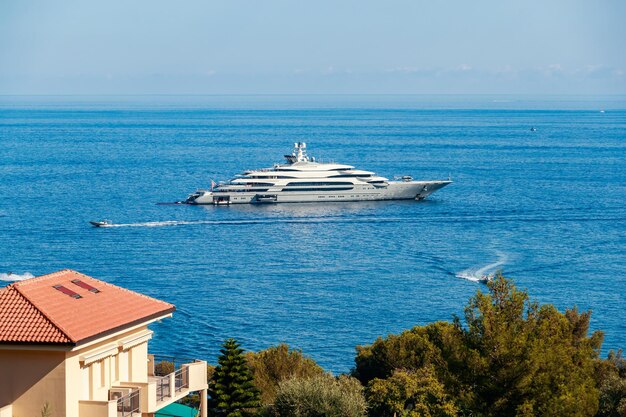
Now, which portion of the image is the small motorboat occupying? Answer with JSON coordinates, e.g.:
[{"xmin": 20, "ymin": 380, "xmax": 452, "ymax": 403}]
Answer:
[
  {"xmin": 89, "ymin": 220, "xmax": 112, "ymax": 227},
  {"xmin": 478, "ymin": 274, "xmax": 495, "ymax": 284},
  {"xmin": 530, "ymin": 127, "xmax": 537, "ymax": 132}
]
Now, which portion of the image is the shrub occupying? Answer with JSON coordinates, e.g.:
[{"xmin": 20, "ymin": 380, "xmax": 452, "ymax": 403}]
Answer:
[
  {"xmin": 271, "ymin": 374, "xmax": 367, "ymax": 417},
  {"xmin": 155, "ymin": 360, "xmax": 175, "ymax": 376},
  {"xmin": 246, "ymin": 343, "xmax": 324, "ymax": 405}
]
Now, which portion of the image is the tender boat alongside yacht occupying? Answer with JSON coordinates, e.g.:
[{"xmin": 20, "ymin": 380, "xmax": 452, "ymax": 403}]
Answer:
[
  {"xmin": 184, "ymin": 143, "xmax": 451, "ymax": 205},
  {"xmin": 89, "ymin": 220, "xmax": 112, "ymax": 227}
]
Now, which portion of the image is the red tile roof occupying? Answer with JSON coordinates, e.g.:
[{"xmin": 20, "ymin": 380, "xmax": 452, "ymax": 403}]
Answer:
[{"xmin": 0, "ymin": 270, "xmax": 175, "ymax": 345}]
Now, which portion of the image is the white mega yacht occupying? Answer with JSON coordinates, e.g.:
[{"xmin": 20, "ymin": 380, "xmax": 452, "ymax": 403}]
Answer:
[{"xmin": 184, "ymin": 143, "xmax": 451, "ymax": 205}]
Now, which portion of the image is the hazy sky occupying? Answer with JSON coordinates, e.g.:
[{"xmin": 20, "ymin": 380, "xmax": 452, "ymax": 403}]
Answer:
[{"xmin": 1, "ymin": 0, "xmax": 625, "ymax": 94}]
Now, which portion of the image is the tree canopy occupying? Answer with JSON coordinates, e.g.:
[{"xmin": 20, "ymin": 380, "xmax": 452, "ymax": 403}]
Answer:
[
  {"xmin": 200, "ymin": 276, "xmax": 625, "ymax": 417},
  {"xmin": 208, "ymin": 338, "xmax": 261, "ymax": 417},
  {"xmin": 596, "ymin": 349, "xmax": 626, "ymax": 417},
  {"xmin": 355, "ymin": 274, "xmax": 605, "ymax": 417},
  {"xmin": 246, "ymin": 343, "xmax": 324, "ymax": 405},
  {"xmin": 366, "ymin": 367, "xmax": 458, "ymax": 417}
]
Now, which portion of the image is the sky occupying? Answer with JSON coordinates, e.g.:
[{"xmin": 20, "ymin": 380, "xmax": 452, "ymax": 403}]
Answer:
[{"xmin": 1, "ymin": 0, "xmax": 625, "ymax": 95}]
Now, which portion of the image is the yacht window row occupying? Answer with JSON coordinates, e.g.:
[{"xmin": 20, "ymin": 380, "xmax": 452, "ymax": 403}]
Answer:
[
  {"xmin": 282, "ymin": 186, "xmax": 354, "ymax": 192},
  {"xmin": 229, "ymin": 182, "xmax": 275, "ymax": 186},
  {"xmin": 215, "ymin": 188, "xmax": 270, "ymax": 193},
  {"xmin": 284, "ymin": 181, "xmax": 354, "ymax": 187},
  {"xmin": 245, "ymin": 175, "xmax": 295, "ymax": 179}
]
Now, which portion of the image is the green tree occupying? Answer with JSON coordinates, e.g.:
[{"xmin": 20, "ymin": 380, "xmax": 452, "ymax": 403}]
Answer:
[
  {"xmin": 271, "ymin": 374, "xmax": 367, "ymax": 417},
  {"xmin": 461, "ymin": 276, "xmax": 602, "ymax": 416},
  {"xmin": 208, "ymin": 338, "xmax": 261, "ymax": 417},
  {"xmin": 596, "ymin": 350, "xmax": 626, "ymax": 417},
  {"xmin": 246, "ymin": 343, "xmax": 324, "ymax": 405},
  {"xmin": 355, "ymin": 274, "xmax": 604, "ymax": 417},
  {"xmin": 366, "ymin": 368, "xmax": 458, "ymax": 417},
  {"xmin": 155, "ymin": 360, "xmax": 175, "ymax": 376},
  {"xmin": 354, "ymin": 320, "xmax": 463, "ymax": 387}
]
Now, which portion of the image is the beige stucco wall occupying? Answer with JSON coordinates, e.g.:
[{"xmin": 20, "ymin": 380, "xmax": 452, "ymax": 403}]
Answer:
[
  {"xmin": 64, "ymin": 351, "xmax": 81, "ymax": 417},
  {"xmin": 0, "ymin": 349, "xmax": 67, "ymax": 417},
  {"xmin": 0, "ymin": 404, "xmax": 13, "ymax": 417},
  {"xmin": 77, "ymin": 400, "xmax": 116, "ymax": 417},
  {"xmin": 1, "ymin": 320, "xmax": 168, "ymax": 417},
  {"xmin": 187, "ymin": 361, "xmax": 209, "ymax": 392},
  {"xmin": 66, "ymin": 325, "xmax": 152, "ymax": 408},
  {"xmin": 128, "ymin": 341, "xmax": 148, "ymax": 384}
]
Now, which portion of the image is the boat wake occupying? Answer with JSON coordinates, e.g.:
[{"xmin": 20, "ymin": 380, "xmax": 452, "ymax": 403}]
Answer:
[
  {"xmin": 456, "ymin": 252, "xmax": 508, "ymax": 283},
  {"xmin": 95, "ymin": 219, "xmax": 329, "ymax": 228},
  {"xmin": 98, "ymin": 220, "xmax": 197, "ymax": 228},
  {"xmin": 93, "ymin": 217, "xmax": 403, "ymax": 228},
  {"xmin": 0, "ymin": 272, "xmax": 35, "ymax": 282}
]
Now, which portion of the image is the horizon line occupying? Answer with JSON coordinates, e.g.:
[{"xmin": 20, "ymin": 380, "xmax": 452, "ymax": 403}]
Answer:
[{"xmin": 2, "ymin": 93, "xmax": 626, "ymax": 97}]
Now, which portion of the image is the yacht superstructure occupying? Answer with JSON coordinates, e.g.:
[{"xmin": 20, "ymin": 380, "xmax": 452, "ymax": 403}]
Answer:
[{"xmin": 185, "ymin": 143, "xmax": 451, "ymax": 205}]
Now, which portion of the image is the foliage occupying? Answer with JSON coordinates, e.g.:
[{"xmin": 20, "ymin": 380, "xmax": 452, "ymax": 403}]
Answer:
[
  {"xmin": 155, "ymin": 360, "xmax": 175, "ymax": 376},
  {"xmin": 208, "ymin": 338, "xmax": 261, "ymax": 417},
  {"xmin": 354, "ymin": 274, "xmax": 604, "ymax": 417},
  {"xmin": 354, "ymin": 320, "xmax": 462, "ymax": 387},
  {"xmin": 461, "ymin": 276, "xmax": 602, "ymax": 416},
  {"xmin": 271, "ymin": 374, "xmax": 367, "ymax": 417},
  {"xmin": 596, "ymin": 349, "xmax": 626, "ymax": 417},
  {"xmin": 207, "ymin": 362, "xmax": 216, "ymax": 380},
  {"xmin": 366, "ymin": 368, "xmax": 458, "ymax": 417},
  {"xmin": 246, "ymin": 343, "xmax": 324, "ymax": 405}
]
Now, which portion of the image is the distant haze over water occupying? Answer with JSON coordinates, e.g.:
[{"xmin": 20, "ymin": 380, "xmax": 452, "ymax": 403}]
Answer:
[
  {"xmin": 1, "ymin": 94, "xmax": 625, "ymax": 111},
  {"xmin": 2, "ymin": 1, "xmax": 625, "ymax": 94},
  {"xmin": 0, "ymin": 95, "xmax": 624, "ymax": 372}
]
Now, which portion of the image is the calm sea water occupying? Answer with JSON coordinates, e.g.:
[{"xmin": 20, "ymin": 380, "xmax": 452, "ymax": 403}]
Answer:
[{"xmin": 1, "ymin": 95, "xmax": 625, "ymax": 373}]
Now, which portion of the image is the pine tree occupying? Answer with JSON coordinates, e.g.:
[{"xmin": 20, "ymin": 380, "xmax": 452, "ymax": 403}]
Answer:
[{"xmin": 208, "ymin": 338, "xmax": 261, "ymax": 417}]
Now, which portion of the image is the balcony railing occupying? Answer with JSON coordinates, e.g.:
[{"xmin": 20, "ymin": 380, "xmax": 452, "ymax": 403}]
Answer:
[
  {"xmin": 156, "ymin": 375, "xmax": 171, "ymax": 402},
  {"xmin": 79, "ymin": 358, "xmax": 207, "ymax": 417},
  {"xmin": 117, "ymin": 389, "xmax": 140, "ymax": 417},
  {"xmin": 175, "ymin": 366, "xmax": 189, "ymax": 392},
  {"xmin": 155, "ymin": 364, "xmax": 189, "ymax": 402},
  {"xmin": 151, "ymin": 354, "xmax": 198, "ymax": 376}
]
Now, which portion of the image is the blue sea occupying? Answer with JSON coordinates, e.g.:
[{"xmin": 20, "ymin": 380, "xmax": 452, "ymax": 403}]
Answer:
[{"xmin": 1, "ymin": 95, "xmax": 625, "ymax": 373}]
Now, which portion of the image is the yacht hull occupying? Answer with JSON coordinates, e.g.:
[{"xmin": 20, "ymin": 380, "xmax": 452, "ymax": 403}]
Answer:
[{"xmin": 188, "ymin": 180, "xmax": 451, "ymax": 205}]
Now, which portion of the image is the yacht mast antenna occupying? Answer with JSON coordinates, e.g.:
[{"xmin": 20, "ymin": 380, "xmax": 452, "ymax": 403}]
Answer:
[{"xmin": 294, "ymin": 142, "xmax": 309, "ymax": 162}]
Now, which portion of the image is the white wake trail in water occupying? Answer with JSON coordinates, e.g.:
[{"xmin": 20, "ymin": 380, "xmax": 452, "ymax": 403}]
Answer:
[
  {"xmin": 0, "ymin": 272, "xmax": 35, "ymax": 282},
  {"xmin": 456, "ymin": 251, "xmax": 508, "ymax": 283},
  {"xmin": 99, "ymin": 219, "xmax": 293, "ymax": 228},
  {"xmin": 102, "ymin": 221, "xmax": 193, "ymax": 228},
  {"xmin": 93, "ymin": 217, "xmax": 391, "ymax": 228}
]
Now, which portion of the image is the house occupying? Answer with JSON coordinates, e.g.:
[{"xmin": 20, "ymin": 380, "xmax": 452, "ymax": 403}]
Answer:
[{"xmin": 0, "ymin": 269, "xmax": 208, "ymax": 417}]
